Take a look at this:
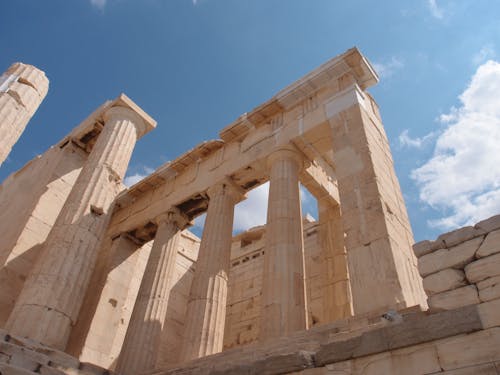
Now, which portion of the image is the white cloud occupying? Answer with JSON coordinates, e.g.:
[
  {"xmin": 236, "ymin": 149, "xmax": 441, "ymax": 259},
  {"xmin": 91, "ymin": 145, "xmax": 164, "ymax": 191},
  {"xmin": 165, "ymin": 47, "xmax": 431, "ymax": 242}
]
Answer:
[
  {"xmin": 398, "ymin": 129, "xmax": 437, "ymax": 149},
  {"xmin": 472, "ymin": 45, "xmax": 496, "ymax": 66},
  {"xmin": 233, "ymin": 183, "xmax": 269, "ymax": 232},
  {"xmin": 427, "ymin": 0, "xmax": 444, "ymax": 19},
  {"xmin": 411, "ymin": 60, "xmax": 500, "ymax": 229},
  {"xmin": 372, "ymin": 57, "xmax": 404, "ymax": 80},
  {"xmin": 123, "ymin": 166, "xmax": 154, "ymax": 187},
  {"xmin": 90, "ymin": 0, "xmax": 107, "ymax": 10},
  {"xmin": 194, "ymin": 182, "xmax": 317, "ymax": 234}
]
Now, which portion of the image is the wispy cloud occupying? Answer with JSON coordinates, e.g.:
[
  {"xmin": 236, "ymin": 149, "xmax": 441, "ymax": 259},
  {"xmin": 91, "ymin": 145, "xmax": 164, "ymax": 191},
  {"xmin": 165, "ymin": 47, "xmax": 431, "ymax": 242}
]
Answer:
[
  {"xmin": 398, "ymin": 129, "xmax": 438, "ymax": 149},
  {"xmin": 472, "ymin": 45, "xmax": 496, "ymax": 66},
  {"xmin": 90, "ymin": 0, "xmax": 107, "ymax": 10},
  {"xmin": 427, "ymin": 0, "xmax": 444, "ymax": 19},
  {"xmin": 411, "ymin": 60, "xmax": 500, "ymax": 229},
  {"xmin": 123, "ymin": 166, "xmax": 154, "ymax": 187},
  {"xmin": 372, "ymin": 57, "xmax": 404, "ymax": 80}
]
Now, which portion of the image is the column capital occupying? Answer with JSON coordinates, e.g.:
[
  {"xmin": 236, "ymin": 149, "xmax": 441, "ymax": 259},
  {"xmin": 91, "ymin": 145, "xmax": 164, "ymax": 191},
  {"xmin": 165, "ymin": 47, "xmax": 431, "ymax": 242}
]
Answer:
[
  {"xmin": 103, "ymin": 106, "xmax": 147, "ymax": 138},
  {"xmin": 154, "ymin": 207, "xmax": 191, "ymax": 230},
  {"xmin": 267, "ymin": 145, "xmax": 306, "ymax": 170},
  {"xmin": 207, "ymin": 177, "xmax": 246, "ymax": 203}
]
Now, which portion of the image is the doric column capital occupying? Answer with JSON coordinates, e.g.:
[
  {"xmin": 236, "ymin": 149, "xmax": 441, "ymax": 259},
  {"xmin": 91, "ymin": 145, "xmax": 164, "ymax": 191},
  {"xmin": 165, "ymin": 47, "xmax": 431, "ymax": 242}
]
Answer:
[
  {"xmin": 103, "ymin": 106, "xmax": 147, "ymax": 137},
  {"xmin": 267, "ymin": 145, "xmax": 307, "ymax": 170},
  {"xmin": 154, "ymin": 207, "xmax": 191, "ymax": 230},
  {"xmin": 207, "ymin": 177, "xmax": 246, "ymax": 203}
]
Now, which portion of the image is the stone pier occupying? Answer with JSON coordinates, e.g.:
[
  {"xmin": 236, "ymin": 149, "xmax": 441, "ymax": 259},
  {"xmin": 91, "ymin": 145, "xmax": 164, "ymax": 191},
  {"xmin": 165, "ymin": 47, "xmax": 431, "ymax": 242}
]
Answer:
[
  {"xmin": 0, "ymin": 62, "xmax": 49, "ymax": 166},
  {"xmin": 116, "ymin": 209, "xmax": 190, "ymax": 375},
  {"xmin": 180, "ymin": 179, "xmax": 245, "ymax": 361},
  {"xmin": 6, "ymin": 97, "xmax": 155, "ymax": 349}
]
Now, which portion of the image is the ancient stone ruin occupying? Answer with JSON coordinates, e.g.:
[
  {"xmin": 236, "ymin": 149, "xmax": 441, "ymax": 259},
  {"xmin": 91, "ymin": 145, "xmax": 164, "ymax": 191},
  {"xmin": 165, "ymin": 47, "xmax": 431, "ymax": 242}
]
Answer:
[{"xmin": 0, "ymin": 48, "xmax": 499, "ymax": 375}]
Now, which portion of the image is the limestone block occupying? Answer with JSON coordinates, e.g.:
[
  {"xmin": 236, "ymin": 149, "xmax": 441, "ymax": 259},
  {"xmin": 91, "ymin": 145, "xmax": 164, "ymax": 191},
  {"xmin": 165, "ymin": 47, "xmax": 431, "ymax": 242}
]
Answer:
[
  {"xmin": 477, "ymin": 276, "xmax": 500, "ymax": 302},
  {"xmin": 436, "ymin": 226, "xmax": 484, "ymax": 248},
  {"xmin": 418, "ymin": 237, "xmax": 483, "ymax": 277},
  {"xmin": 428, "ymin": 285, "xmax": 479, "ymax": 311},
  {"xmin": 412, "ymin": 240, "xmax": 433, "ymax": 258},
  {"xmin": 476, "ymin": 229, "xmax": 500, "ymax": 258},
  {"xmin": 436, "ymin": 327, "xmax": 500, "ymax": 371},
  {"xmin": 465, "ymin": 252, "xmax": 500, "ymax": 283},
  {"xmin": 478, "ymin": 299, "xmax": 500, "ymax": 329},
  {"xmin": 438, "ymin": 363, "xmax": 498, "ymax": 375},
  {"xmin": 475, "ymin": 214, "xmax": 500, "ymax": 233},
  {"xmin": 423, "ymin": 269, "xmax": 467, "ymax": 296}
]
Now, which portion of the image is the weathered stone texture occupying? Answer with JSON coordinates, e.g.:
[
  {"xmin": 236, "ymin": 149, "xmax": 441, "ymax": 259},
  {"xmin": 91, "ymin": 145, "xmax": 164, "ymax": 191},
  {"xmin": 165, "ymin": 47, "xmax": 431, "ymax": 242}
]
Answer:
[
  {"xmin": 428, "ymin": 285, "xmax": 480, "ymax": 311},
  {"xmin": 423, "ymin": 269, "xmax": 467, "ymax": 296},
  {"xmin": 465, "ymin": 252, "xmax": 500, "ymax": 283},
  {"xmin": 418, "ymin": 237, "xmax": 483, "ymax": 277},
  {"xmin": 0, "ymin": 62, "xmax": 49, "ymax": 167}
]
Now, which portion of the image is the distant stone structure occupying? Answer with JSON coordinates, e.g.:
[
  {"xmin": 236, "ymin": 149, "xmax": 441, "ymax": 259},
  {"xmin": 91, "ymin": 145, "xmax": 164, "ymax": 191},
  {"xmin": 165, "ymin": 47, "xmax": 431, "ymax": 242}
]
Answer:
[
  {"xmin": 0, "ymin": 48, "xmax": 499, "ymax": 375},
  {"xmin": 0, "ymin": 62, "xmax": 49, "ymax": 166}
]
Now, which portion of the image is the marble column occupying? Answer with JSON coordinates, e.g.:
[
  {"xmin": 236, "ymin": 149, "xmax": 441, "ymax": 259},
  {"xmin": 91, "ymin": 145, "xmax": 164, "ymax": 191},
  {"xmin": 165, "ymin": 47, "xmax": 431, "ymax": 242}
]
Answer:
[
  {"xmin": 259, "ymin": 146, "xmax": 308, "ymax": 341},
  {"xmin": 116, "ymin": 208, "xmax": 190, "ymax": 375},
  {"xmin": 180, "ymin": 178, "xmax": 244, "ymax": 361},
  {"xmin": 6, "ymin": 106, "xmax": 146, "ymax": 349},
  {"xmin": 0, "ymin": 62, "xmax": 49, "ymax": 166}
]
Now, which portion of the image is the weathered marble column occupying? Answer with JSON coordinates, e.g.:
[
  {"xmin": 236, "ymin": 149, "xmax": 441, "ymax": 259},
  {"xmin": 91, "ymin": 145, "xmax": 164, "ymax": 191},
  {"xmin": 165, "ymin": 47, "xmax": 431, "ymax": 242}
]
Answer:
[
  {"xmin": 0, "ymin": 62, "xmax": 49, "ymax": 166},
  {"xmin": 116, "ymin": 208, "xmax": 190, "ymax": 375},
  {"xmin": 318, "ymin": 198, "xmax": 353, "ymax": 323},
  {"xmin": 180, "ymin": 179, "xmax": 244, "ymax": 361},
  {"xmin": 259, "ymin": 146, "xmax": 308, "ymax": 341},
  {"xmin": 6, "ymin": 105, "xmax": 149, "ymax": 349}
]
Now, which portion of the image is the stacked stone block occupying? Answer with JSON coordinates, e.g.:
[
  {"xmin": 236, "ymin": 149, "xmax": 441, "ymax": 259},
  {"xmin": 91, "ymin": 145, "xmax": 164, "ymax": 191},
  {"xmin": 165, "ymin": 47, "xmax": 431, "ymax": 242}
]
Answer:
[{"xmin": 414, "ymin": 215, "xmax": 500, "ymax": 311}]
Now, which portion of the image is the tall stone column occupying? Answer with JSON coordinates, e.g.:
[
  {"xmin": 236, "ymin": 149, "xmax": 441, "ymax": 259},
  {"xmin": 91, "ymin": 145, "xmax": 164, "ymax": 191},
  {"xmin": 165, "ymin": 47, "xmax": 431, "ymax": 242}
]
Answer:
[
  {"xmin": 259, "ymin": 146, "xmax": 308, "ymax": 342},
  {"xmin": 318, "ymin": 198, "xmax": 353, "ymax": 323},
  {"xmin": 6, "ymin": 106, "xmax": 148, "ymax": 349},
  {"xmin": 180, "ymin": 179, "xmax": 244, "ymax": 361},
  {"xmin": 116, "ymin": 209, "xmax": 190, "ymax": 375},
  {"xmin": 0, "ymin": 62, "xmax": 49, "ymax": 166}
]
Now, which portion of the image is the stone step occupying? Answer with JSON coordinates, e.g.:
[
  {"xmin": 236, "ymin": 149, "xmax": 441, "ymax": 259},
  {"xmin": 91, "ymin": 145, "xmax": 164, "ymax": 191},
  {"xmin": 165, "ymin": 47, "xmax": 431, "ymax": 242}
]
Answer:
[{"xmin": 0, "ymin": 329, "xmax": 111, "ymax": 375}]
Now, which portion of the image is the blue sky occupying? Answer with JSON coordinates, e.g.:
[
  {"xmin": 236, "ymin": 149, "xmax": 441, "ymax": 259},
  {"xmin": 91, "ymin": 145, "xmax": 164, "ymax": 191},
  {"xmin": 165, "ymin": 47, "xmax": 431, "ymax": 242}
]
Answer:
[{"xmin": 1, "ymin": 0, "xmax": 499, "ymax": 241}]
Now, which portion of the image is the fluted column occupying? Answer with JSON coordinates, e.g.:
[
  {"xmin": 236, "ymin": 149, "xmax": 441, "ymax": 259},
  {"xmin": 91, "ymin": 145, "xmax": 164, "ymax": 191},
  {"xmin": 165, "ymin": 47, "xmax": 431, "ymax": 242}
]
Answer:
[
  {"xmin": 259, "ymin": 146, "xmax": 308, "ymax": 341},
  {"xmin": 6, "ymin": 106, "xmax": 146, "ymax": 349},
  {"xmin": 116, "ymin": 208, "xmax": 190, "ymax": 375},
  {"xmin": 180, "ymin": 178, "xmax": 245, "ymax": 361},
  {"xmin": 0, "ymin": 62, "xmax": 49, "ymax": 166}
]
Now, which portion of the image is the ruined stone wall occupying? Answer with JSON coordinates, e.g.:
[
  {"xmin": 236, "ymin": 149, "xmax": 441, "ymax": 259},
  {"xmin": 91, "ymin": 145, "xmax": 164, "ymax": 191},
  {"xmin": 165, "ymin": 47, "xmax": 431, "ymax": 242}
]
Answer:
[
  {"xmin": 414, "ymin": 215, "xmax": 500, "ymax": 314},
  {"xmin": 0, "ymin": 142, "xmax": 87, "ymax": 326}
]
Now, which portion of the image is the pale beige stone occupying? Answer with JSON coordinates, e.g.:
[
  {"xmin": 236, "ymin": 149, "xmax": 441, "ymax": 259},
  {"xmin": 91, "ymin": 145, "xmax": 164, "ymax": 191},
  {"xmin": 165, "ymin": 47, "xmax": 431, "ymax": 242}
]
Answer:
[
  {"xmin": 259, "ymin": 147, "xmax": 308, "ymax": 342},
  {"xmin": 475, "ymin": 214, "xmax": 500, "ymax": 233},
  {"xmin": 412, "ymin": 240, "xmax": 433, "ymax": 258},
  {"xmin": 418, "ymin": 237, "xmax": 483, "ymax": 277},
  {"xmin": 428, "ymin": 285, "xmax": 480, "ymax": 311},
  {"xmin": 478, "ymin": 299, "xmax": 500, "ymax": 329},
  {"xmin": 436, "ymin": 327, "xmax": 500, "ymax": 371},
  {"xmin": 423, "ymin": 269, "xmax": 467, "ymax": 296},
  {"xmin": 477, "ymin": 276, "xmax": 500, "ymax": 302},
  {"xmin": 465, "ymin": 252, "xmax": 500, "ymax": 283},
  {"xmin": 180, "ymin": 179, "xmax": 244, "ymax": 361},
  {"xmin": 116, "ymin": 209, "xmax": 189, "ymax": 375},
  {"xmin": 436, "ymin": 226, "xmax": 484, "ymax": 248},
  {"xmin": 6, "ymin": 101, "xmax": 155, "ymax": 349},
  {"xmin": 476, "ymin": 229, "xmax": 500, "ymax": 258},
  {"xmin": 0, "ymin": 63, "xmax": 49, "ymax": 167}
]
